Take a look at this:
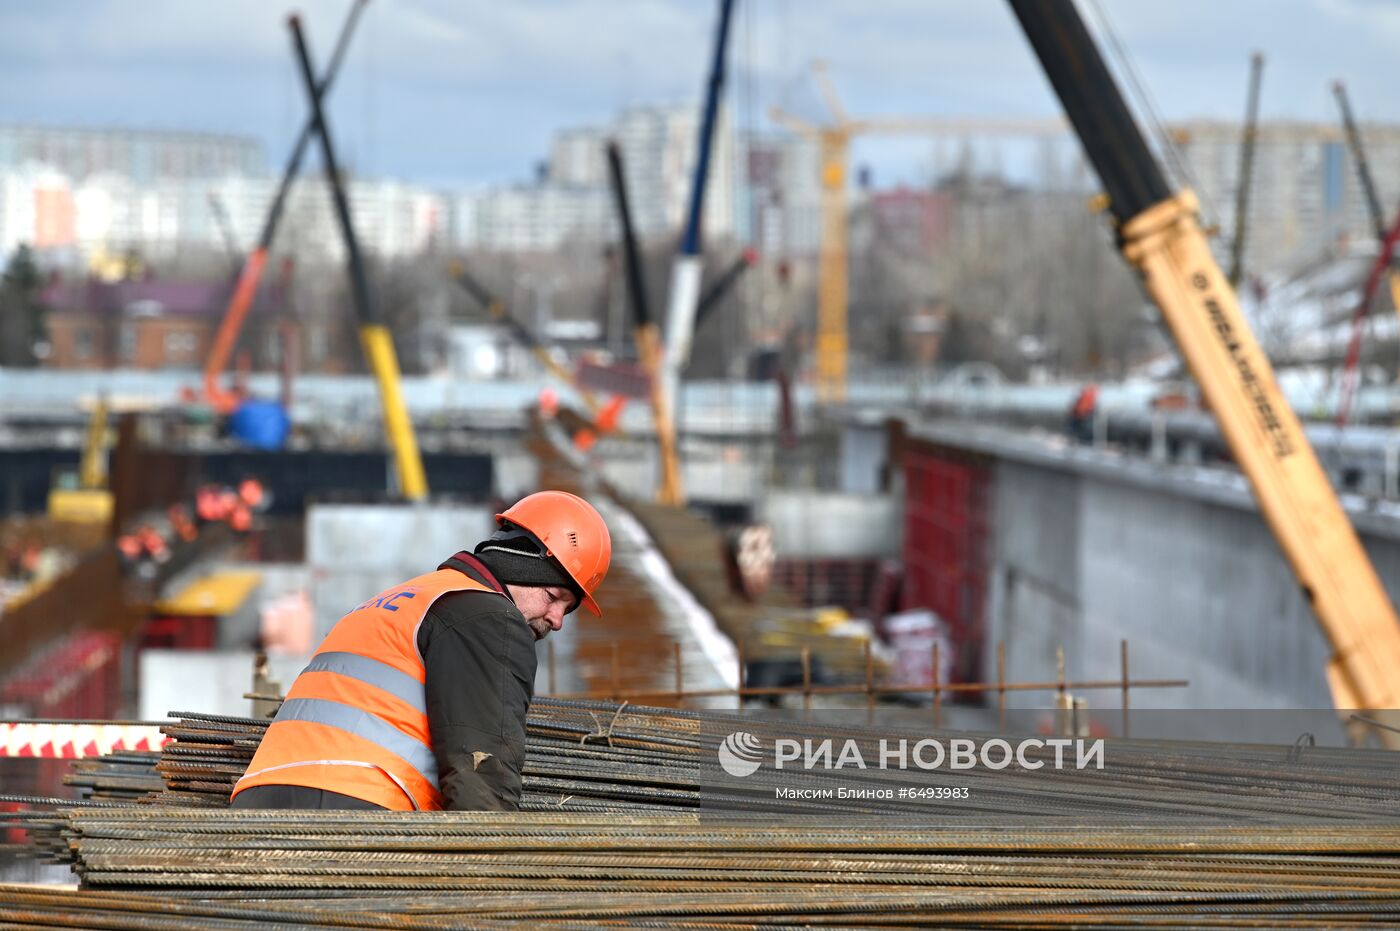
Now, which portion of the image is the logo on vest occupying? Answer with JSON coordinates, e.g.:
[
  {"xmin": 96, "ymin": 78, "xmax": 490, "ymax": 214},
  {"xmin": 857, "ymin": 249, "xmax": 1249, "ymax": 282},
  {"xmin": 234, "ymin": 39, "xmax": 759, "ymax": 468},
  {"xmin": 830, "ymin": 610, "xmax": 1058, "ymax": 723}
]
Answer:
[{"xmin": 353, "ymin": 590, "xmax": 418, "ymax": 613}]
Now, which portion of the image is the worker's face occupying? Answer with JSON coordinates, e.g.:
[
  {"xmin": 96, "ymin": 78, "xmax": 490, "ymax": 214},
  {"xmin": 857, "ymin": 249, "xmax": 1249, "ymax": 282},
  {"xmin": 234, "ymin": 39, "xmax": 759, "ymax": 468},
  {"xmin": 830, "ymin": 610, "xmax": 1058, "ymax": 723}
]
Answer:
[{"xmin": 508, "ymin": 584, "xmax": 576, "ymax": 640}]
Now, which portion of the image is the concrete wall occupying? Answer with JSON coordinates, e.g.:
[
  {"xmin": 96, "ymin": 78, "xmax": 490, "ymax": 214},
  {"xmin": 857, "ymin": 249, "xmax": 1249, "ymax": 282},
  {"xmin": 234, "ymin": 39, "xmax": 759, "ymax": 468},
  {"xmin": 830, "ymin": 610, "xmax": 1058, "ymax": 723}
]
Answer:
[
  {"xmin": 306, "ymin": 504, "xmax": 495, "ymax": 640},
  {"xmin": 597, "ymin": 437, "xmax": 771, "ymax": 505},
  {"xmin": 922, "ymin": 425, "xmax": 1400, "ymax": 709},
  {"xmin": 758, "ymin": 491, "xmax": 902, "ymax": 559},
  {"xmin": 987, "ymin": 461, "xmax": 1083, "ymax": 694},
  {"xmin": 139, "ymin": 650, "xmax": 311, "ymax": 720},
  {"xmin": 839, "ymin": 420, "xmax": 888, "ymax": 494}
]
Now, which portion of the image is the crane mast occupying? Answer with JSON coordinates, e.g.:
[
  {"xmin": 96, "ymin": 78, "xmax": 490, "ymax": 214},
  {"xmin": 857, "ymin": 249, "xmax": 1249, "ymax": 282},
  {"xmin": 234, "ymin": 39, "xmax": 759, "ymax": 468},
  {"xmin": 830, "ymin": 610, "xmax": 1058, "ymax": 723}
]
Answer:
[
  {"xmin": 1010, "ymin": 0, "xmax": 1400, "ymax": 734},
  {"xmin": 1226, "ymin": 53, "xmax": 1264, "ymax": 289}
]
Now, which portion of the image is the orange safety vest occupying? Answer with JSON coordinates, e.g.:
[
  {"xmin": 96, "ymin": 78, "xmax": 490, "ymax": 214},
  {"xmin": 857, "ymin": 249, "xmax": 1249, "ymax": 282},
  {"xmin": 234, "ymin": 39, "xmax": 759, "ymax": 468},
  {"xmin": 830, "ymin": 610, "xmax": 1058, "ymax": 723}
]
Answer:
[
  {"xmin": 231, "ymin": 567, "xmax": 507, "ymax": 811},
  {"xmin": 1071, "ymin": 385, "xmax": 1099, "ymax": 418}
]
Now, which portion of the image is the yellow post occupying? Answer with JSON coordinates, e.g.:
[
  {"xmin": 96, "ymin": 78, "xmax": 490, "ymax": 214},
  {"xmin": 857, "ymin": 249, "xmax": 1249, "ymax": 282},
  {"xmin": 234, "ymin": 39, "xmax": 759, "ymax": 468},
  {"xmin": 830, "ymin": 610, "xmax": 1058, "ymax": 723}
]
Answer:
[
  {"xmin": 360, "ymin": 324, "xmax": 428, "ymax": 502},
  {"xmin": 636, "ymin": 323, "xmax": 683, "ymax": 506}
]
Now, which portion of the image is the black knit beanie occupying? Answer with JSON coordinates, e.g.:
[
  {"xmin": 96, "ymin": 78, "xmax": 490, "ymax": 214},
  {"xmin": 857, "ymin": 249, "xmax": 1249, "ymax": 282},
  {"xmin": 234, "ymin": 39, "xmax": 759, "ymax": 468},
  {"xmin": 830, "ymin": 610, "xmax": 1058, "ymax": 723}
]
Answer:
[{"xmin": 474, "ymin": 526, "xmax": 579, "ymax": 599}]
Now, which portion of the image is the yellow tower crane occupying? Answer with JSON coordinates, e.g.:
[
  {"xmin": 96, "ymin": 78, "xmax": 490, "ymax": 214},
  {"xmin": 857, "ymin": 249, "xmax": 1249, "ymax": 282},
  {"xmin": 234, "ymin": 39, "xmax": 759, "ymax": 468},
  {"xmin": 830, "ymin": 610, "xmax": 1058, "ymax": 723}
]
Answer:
[{"xmin": 769, "ymin": 61, "xmax": 1065, "ymax": 403}]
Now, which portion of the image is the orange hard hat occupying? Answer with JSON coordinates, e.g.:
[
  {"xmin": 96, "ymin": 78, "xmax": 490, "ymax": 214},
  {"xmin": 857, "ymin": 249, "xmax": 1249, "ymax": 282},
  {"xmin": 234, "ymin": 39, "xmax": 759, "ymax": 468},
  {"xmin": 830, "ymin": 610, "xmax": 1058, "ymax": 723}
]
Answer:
[{"xmin": 496, "ymin": 490, "xmax": 611, "ymax": 616}]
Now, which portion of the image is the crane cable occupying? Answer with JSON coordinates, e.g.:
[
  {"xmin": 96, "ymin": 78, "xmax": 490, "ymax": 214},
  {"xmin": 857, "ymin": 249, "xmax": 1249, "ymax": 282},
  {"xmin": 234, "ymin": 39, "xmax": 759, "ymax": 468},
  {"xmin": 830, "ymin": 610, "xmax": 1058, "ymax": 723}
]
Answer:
[{"xmin": 1081, "ymin": 0, "xmax": 1223, "ymax": 237}]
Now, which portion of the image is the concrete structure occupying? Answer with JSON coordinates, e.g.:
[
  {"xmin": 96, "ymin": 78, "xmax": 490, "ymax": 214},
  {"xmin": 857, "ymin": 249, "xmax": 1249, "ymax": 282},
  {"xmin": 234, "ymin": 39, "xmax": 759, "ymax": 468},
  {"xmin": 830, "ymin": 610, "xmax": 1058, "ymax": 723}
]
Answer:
[
  {"xmin": 756, "ymin": 490, "xmax": 901, "ymax": 560},
  {"xmin": 305, "ymin": 504, "xmax": 496, "ymax": 640},
  {"xmin": 902, "ymin": 421, "xmax": 1400, "ymax": 709},
  {"xmin": 139, "ymin": 649, "xmax": 311, "ymax": 721}
]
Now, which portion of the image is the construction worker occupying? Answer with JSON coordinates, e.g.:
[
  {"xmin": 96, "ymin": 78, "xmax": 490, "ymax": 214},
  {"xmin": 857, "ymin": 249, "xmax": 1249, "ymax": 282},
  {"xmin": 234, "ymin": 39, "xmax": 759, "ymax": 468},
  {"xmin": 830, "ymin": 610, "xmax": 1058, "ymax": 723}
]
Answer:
[
  {"xmin": 1067, "ymin": 382, "xmax": 1099, "ymax": 445},
  {"xmin": 230, "ymin": 490, "xmax": 611, "ymax": 812}
]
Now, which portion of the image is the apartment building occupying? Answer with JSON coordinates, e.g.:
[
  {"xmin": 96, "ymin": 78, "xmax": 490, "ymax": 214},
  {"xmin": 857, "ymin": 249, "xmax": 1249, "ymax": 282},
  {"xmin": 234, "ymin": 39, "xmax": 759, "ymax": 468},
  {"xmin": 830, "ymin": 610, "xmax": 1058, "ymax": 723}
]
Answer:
[{"xmin": 1173, "ymin": 119, "xmax": 1400, "ymax": 273}]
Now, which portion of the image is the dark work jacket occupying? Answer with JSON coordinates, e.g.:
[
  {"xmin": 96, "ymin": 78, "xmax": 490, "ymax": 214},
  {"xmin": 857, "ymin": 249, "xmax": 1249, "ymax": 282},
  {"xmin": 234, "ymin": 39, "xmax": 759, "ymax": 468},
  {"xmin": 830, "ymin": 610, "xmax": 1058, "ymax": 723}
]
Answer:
[
  {"xmin": 235, "ymin": 552, "xmax": 537, "ymax": 813},
  {"xmin": 415, "ymin": 552, "xmax": 538, "ymax": 811}
]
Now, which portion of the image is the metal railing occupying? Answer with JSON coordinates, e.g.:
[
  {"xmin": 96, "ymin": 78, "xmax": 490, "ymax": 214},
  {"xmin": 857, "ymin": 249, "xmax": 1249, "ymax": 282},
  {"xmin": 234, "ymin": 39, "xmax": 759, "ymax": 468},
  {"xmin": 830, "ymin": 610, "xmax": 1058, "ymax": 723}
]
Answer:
[{"xmin": 541, "ymin": 637, "xmax": 1186, "ymax": 737}]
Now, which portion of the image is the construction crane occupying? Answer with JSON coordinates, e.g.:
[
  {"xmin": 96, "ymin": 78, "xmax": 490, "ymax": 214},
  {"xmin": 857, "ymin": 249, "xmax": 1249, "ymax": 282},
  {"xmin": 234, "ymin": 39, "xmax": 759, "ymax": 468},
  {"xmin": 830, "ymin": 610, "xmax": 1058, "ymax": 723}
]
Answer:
[
  {"xmin": 692, "ymin": 248, "xmax": 758, "ymax": 333},
  {"xmin": 608, "ymin": 141, "xmax": 683, "ymax": 506},
  {"xmin": 204, "ymin": 0, "xmax": 368, "ymax": 414},
  {"xmin": 1010, "ymin": 0, "xmax": 1400, "ymax": 738},
  {"xmin": 1333, "ymin": 80, "xmax": 1398, "ymax": 282},
  {"xmin": 1226, "ymin": 53, "xmax": 1264, "ymax": 289},
  {"xmin": 448, "ymin": 261, "xmax": 601, "ymax": 414},
  {"xmin": 1331, "ymin": 80, "xmax": 1400, "ymax": 427},
  {"xmin": 769, "ymin": 61, "xmax": 1065, "ymax": 403},
  {"xmin": 660, "ymin": 0, "xmax": 736, "ymax": 419},
  {"xmin": 289, "ymin": 14, "xmax": 427, "ymax": 502},
  {"xmin": 206, "ymin": 191, "xmax": 242, "ymax": 266}
]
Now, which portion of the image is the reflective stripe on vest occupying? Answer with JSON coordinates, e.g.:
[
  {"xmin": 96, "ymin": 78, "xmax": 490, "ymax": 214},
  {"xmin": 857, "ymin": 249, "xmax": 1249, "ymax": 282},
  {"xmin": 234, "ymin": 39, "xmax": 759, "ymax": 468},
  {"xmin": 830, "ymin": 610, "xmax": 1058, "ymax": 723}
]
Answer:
[
  {"xmin": 302, "ymin": 651, "xmax": 428, "ymax": 713},
  {"xmin": 273, "ymin": 697, "xmax": 438, "ymax": 787}
]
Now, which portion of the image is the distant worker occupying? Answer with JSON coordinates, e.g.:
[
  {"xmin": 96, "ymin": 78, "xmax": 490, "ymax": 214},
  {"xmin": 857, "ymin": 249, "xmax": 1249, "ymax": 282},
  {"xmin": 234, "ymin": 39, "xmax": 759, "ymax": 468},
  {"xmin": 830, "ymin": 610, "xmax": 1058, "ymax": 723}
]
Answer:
[
  {"xmin": 1067, "ymin": 382, "xmax": 1099, "ymax": 445},
  {"xmin": 230, "ymin": 490, "xmax": 611, "ymax": 812}
]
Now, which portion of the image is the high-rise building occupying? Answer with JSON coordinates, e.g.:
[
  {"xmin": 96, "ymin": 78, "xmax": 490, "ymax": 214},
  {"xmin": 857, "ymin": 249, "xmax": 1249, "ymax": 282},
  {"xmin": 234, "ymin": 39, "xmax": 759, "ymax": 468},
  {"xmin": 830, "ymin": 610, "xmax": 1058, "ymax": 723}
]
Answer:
[
  {"xmin": 734, "ymin": 132, "xmax": 821, "ymax": 256},
  {"xmin": 547, "ymin": 128, "xmax": 609, "ymax": 187},
  {"xmin": 455, "ymin": 103, "xmax": 748, "ymax": 253},
  {"xmin": 0, "ymin": 165, "xmax": 75, "ymax": 257},
  {"xmin": 0, "ymin": 125, "xmax": 263, "ymax": 183},
  {"xmin": 449, "ymin": 184, "xmax": 612, "ymax": 253},
  {"xmin": 1172, "ymin": 120, "xmax": 1400, "ymax": 274},
  {"xmin": 1, "ymin": 167, "xmax": 445, "ymax": 267},
  {"xmin": 0, "ymin": 125, "xmax": 448, "ymax": 268},
  {"xmin": 611, "ymin": 104, "xmax": 735, "ymax": 240}
]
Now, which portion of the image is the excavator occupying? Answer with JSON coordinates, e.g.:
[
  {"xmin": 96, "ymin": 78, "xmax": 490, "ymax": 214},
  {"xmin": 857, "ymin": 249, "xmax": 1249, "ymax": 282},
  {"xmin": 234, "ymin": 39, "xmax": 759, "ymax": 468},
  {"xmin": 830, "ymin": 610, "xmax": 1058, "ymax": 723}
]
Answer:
[
  {"xmin": 47, "ymin": 396, "xmax": 113, "ymax": 526},
  {"xmin": 1009, "ymin": 0, "xmax": 1400, "ymax": 739}
]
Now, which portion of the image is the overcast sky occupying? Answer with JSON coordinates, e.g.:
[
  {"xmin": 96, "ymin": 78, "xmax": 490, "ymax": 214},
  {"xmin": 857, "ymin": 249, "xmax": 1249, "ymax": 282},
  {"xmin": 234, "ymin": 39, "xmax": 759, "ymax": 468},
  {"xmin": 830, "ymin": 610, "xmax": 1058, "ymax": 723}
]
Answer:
[{"xmin": 2, "ymin": 0, "xmax": 1398, "ymax": 190}]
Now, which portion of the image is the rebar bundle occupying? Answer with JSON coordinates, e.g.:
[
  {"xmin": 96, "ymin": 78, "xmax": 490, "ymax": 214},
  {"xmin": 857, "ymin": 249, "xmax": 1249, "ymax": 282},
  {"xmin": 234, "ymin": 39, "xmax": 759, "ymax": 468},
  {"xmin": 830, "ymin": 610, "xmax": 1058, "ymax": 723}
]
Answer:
[
  {"xmin": 10, "ymin": 809, "xmax": 1400, "ymax": 928},
  {"xmin": 29, "ymin": 698, "xmax": 1400, "ymax": 824},
  {"xmin": 5, "ymin": 697, "xmax": 1400, "ymax": 926}
]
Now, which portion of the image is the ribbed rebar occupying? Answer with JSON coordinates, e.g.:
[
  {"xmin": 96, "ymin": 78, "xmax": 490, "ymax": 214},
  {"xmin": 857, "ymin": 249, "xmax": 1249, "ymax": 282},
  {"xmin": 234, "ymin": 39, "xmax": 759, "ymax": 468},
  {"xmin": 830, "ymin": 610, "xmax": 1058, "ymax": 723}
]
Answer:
[{"xmin": 8, "ymin": 700, "xmax": 1400, "ymax": 926}]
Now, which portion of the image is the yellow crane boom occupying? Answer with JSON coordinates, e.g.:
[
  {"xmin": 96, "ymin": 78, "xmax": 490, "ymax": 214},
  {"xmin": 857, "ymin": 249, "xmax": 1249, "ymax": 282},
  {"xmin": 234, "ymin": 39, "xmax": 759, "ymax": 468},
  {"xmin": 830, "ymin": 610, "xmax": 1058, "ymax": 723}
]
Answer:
[
  {"xmin": 770, "ymin": 60, "xmax": 1064, "ymax": 403},
  {"xmin": 1011, "ymin": 0, "xmax": 1400, "ymax": 736}
]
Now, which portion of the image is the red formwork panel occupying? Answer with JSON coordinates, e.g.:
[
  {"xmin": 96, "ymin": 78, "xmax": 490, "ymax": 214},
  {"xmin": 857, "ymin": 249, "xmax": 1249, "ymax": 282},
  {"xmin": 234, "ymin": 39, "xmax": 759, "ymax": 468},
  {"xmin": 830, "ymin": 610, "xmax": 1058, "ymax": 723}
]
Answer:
[
  {"xmin": 901, "ymin": 448, "xmax": 991, "ymax": 679},
  {"xmin": 137, "ymin": 615, "xmax": 217, "ymax": 650},
  {"xmin": 0, "ymin": 629, "xmax": 123, "ymax": 801},
  {"xmin": 0, "ymin": 631, "xmax": 122, "ymax": 721}
]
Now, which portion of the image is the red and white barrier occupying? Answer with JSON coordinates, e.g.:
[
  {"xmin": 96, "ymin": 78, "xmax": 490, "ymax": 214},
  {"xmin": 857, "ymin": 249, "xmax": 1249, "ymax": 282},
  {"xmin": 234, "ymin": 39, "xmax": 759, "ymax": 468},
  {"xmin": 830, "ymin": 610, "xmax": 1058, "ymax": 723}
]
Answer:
[{"xmin": 0, "ymin": 722, "xmax": 168, "ymax": 758}]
